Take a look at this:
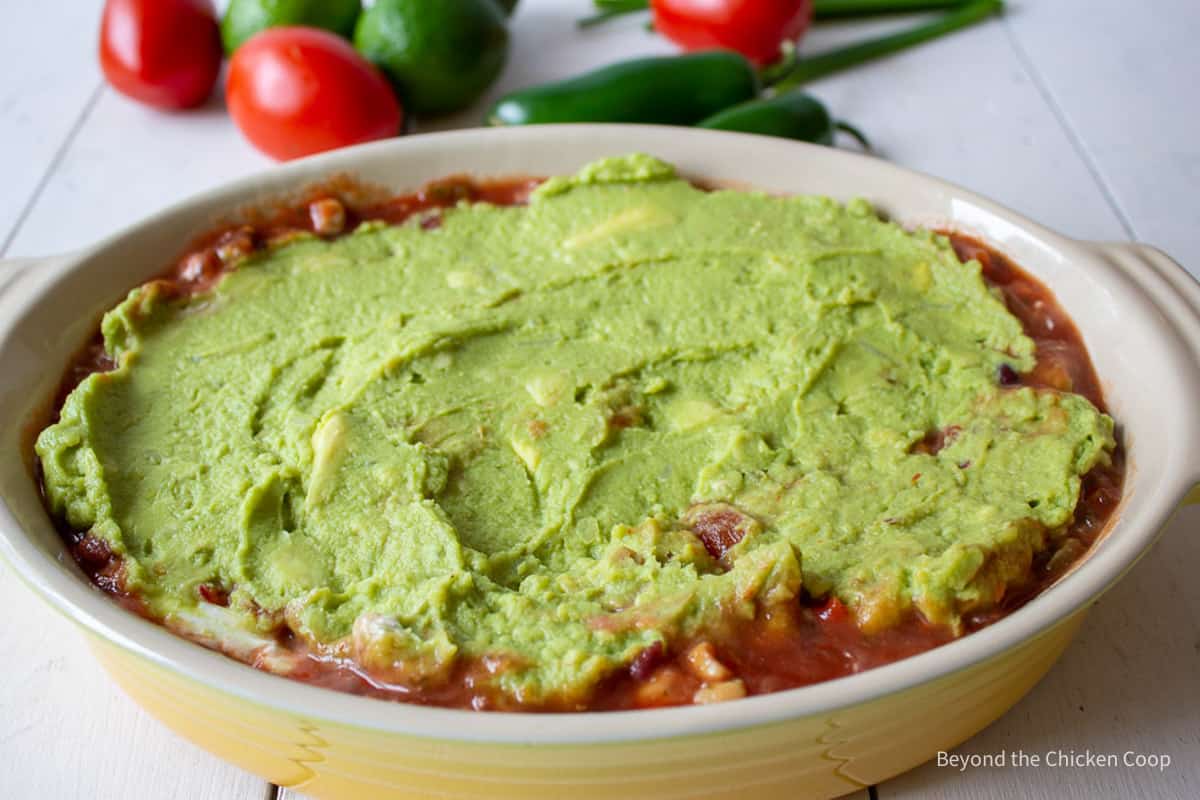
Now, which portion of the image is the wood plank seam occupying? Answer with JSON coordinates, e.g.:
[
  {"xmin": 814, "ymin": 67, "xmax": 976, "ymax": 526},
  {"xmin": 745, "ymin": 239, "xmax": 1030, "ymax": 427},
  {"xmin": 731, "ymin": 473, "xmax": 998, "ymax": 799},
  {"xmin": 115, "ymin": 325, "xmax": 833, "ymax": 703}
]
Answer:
[
  {"xmin": 998, "ymin": 16, "xmax": 1138, "ymax": 241},
  {"xmin": 0, "ymin": 81, "xmax": 105, "ymax": 257}
]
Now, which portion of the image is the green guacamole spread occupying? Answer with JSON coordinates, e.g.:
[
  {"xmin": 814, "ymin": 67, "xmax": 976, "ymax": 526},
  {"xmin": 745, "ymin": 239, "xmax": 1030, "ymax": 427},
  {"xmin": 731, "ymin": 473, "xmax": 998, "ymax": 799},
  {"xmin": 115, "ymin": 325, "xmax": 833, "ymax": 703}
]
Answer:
[{"xmin": 37, "ymin": 155, "xmax": 1115, "ymax": 702}]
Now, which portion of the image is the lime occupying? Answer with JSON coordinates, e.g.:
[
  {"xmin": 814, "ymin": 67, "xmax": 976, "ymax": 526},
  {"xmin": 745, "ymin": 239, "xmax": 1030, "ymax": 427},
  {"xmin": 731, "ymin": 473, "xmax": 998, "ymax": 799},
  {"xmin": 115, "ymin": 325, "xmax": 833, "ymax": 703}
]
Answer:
[
  {"xmin": 221, "ymin": 0, "xmax": 362, "ymax": 54},
  {"xmin": 354, "ymin": 0, "xmax": 509, "ymax": 116}
]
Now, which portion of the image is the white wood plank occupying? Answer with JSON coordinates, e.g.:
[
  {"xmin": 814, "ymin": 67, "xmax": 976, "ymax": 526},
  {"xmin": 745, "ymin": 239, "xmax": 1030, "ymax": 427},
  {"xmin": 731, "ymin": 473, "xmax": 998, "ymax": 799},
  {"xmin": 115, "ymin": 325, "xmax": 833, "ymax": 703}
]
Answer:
[
  {"xmin": 0, "ymin": 560, "xmax": 270, "ymax": 799},
  {"xmin": 879, "ymin": 506, "xmax": 1200, "ymax": 799},
  {"xmin": 0, "ymin": 4, "xmax": 104, "ymax": 253},
  {"xmin": 4, "ymin": 82, "xmax": 272, "ymax": 258},
  {"xmin": 795, "ymin": 9, "xmax": 1128, "ymax": 243},
  {"xmin": 1003, "ymin": 0, "xmax": 1200, "ymax": 269}
]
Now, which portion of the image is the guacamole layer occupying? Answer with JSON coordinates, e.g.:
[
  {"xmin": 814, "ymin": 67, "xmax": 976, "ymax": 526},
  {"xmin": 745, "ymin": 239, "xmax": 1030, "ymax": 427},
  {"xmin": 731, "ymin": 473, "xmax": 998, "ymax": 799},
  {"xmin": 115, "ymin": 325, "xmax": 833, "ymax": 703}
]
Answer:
[{"xmin": 37, "ymin": 155, "xmax": 1115, "ymax": 704}]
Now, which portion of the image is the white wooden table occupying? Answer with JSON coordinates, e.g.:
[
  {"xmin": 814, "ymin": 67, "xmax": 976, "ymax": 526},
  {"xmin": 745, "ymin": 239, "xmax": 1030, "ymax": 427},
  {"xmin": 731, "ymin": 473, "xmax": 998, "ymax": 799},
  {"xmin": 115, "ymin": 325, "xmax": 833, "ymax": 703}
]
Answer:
[{"xmin": 2, "ymin": 1, "xmax": 1197, "ymax": 798}]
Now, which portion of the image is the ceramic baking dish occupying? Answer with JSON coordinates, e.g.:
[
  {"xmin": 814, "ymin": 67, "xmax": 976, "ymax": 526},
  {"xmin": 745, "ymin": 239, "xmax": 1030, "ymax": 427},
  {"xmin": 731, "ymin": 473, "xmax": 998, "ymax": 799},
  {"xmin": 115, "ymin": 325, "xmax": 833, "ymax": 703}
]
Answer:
[{"xmin": 1, "ymin": 125, "xmax": 1197, "ymax": 800}]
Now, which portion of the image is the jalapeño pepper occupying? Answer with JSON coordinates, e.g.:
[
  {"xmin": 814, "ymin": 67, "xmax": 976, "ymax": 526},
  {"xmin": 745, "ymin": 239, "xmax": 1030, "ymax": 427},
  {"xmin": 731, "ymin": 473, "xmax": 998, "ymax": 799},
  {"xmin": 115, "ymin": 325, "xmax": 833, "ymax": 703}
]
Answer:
[
  {"xmin": 487, "ymin": 51, "xmax": 759, "ymax": 126},
  {"xmin": 698, "ymin": 92, "xmax": 871, "ymax": 149}
]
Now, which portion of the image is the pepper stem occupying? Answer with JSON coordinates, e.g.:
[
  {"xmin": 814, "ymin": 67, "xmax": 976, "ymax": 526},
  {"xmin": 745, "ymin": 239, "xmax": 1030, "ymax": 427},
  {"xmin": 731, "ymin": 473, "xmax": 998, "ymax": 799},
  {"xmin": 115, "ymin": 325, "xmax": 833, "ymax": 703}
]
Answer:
[
  {"xmin": 759, "ymin": 41, "xmax": 799, "ymax": 85},
  {"xmin": 769, "ymin": 0, "xmax": 1004, "ymax": 91},
  {"xmin": 834, "ymin": 121, "xmax": 873, "ymax": 151},
  {"xmin": 813, "ymin": 0, "xmax": 978, "ymax": 19},
  {"xmin": 578, "ymin": 0, "xmax": 649, "ymax": 29}
]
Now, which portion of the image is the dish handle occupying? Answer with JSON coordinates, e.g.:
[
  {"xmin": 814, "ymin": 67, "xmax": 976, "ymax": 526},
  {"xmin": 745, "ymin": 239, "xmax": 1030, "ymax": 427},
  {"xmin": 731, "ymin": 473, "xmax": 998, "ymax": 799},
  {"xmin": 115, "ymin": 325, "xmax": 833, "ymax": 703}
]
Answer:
[{"xmin": 1088, "ymin": 242, "xmax": 1200, "ymax": 504}]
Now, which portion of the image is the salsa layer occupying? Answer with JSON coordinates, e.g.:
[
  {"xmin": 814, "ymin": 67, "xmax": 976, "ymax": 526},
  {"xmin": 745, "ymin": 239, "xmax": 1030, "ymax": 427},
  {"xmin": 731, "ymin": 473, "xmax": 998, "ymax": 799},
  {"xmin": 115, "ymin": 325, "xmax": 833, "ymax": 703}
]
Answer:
[{"xmin": 37, "ymin": 155, "xmax": 1118, "ymax": 709}]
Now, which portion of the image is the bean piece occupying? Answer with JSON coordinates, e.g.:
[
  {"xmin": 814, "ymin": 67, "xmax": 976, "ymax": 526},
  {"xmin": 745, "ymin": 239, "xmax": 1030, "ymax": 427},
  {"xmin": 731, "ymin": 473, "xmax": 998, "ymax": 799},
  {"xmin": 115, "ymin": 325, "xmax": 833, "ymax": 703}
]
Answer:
[{"xmin": 309, "ymin": 197, "xmax": 346, "ymax": 236}]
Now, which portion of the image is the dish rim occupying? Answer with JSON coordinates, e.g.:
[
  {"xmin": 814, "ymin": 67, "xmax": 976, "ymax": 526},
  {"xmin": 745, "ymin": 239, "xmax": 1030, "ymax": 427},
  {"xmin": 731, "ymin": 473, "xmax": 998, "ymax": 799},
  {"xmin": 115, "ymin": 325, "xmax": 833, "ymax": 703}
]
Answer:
[{"xmin": 1, "ymin": 124, "xmax": 1197, "ymax": 745}]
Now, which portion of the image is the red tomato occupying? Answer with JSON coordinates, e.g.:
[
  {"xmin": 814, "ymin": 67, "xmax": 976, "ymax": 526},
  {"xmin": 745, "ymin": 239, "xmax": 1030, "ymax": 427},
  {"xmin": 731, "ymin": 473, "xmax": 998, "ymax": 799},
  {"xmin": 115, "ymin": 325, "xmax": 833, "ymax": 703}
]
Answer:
[
  {"xmin": 651, "ymin": 0, "xmax": 814, "ymax": 66},
  {"xmin": 814, "ymin": 596, "xmax": 850, "ymax": 625},
  {"xmin": 99, "ymin": 0, "xmax": 223, "ymax": 110},
  {"xmin": 226, "ymin": 27, "xmax": 403, "ymax": 162}
]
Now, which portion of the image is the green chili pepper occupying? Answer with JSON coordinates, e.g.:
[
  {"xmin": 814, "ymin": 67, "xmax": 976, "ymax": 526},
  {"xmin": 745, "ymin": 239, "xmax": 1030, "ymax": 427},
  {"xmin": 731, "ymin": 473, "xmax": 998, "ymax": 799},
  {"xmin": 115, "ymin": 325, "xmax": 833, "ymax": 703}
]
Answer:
[
  {"xmin": 487, "ymin": 51, "xmax": 759, "ymax": 126},
  {"xmin": 697, "ymin": 92, "xmax": 871, "ymax": 150}
]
